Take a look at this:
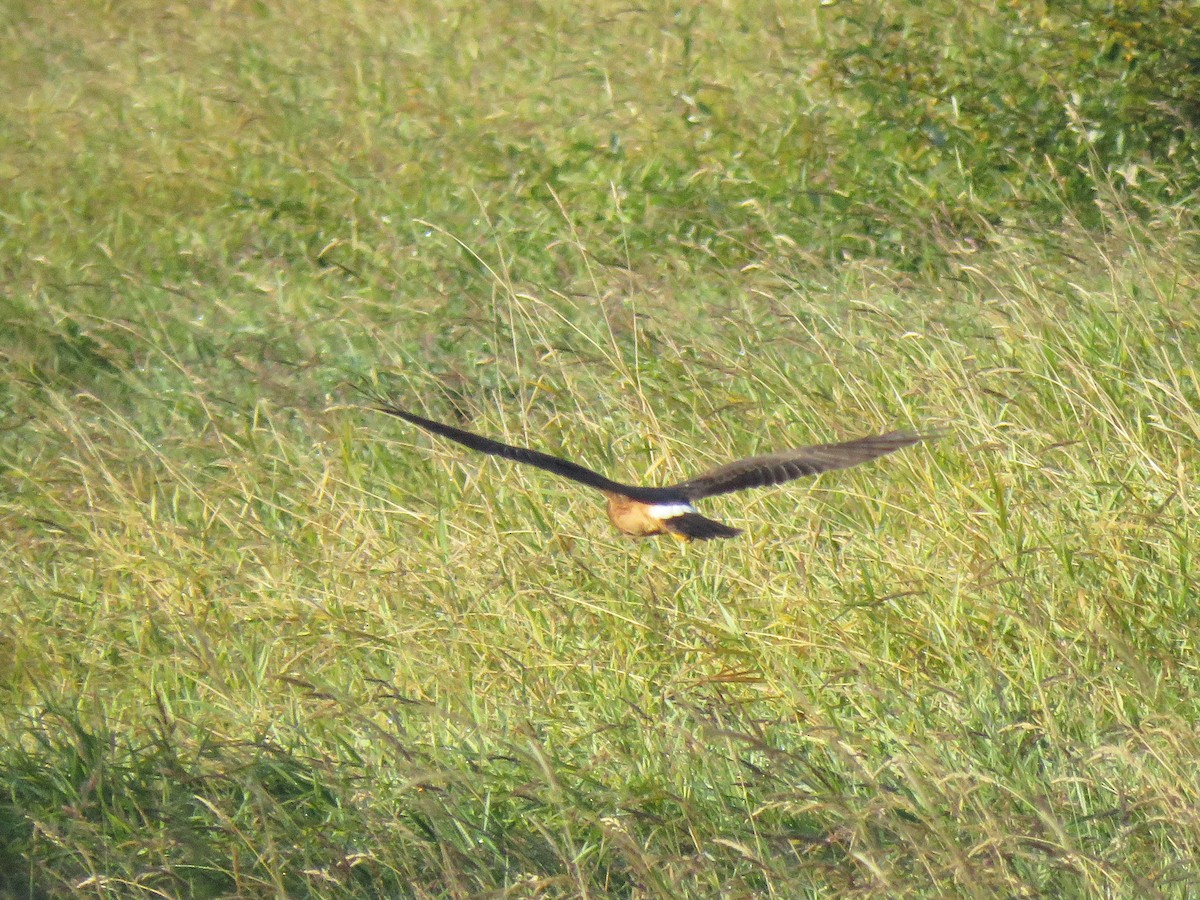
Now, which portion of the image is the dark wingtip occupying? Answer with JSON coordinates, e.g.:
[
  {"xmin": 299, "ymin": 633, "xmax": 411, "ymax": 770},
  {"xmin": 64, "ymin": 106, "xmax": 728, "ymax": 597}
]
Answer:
[
  {"xmin": 372, "ymin": 404, "xmax": 425, "ymax": 426},
  {"xmin": 895, "ymin": 427, "xmax": 947, "ymax": 443}
]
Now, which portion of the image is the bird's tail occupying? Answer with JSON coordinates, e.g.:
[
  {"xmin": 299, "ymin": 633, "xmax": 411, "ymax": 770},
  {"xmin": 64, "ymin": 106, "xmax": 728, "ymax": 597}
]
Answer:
[{"xmin": 663, "ymin": 513, "xmax": 742, "ymax": 541}]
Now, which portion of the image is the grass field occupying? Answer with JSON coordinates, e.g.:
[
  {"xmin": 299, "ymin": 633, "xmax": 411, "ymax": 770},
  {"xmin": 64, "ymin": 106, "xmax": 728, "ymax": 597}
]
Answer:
[{"xmin": 3, "ymin": 1, "xmax": 1199, "ymax": 897}]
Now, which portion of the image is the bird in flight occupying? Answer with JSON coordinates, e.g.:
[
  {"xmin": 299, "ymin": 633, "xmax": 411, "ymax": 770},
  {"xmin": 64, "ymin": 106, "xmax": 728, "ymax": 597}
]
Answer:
[{"xmin": 375, "ymin": 404, "xmax": 931, "ymax": 541}]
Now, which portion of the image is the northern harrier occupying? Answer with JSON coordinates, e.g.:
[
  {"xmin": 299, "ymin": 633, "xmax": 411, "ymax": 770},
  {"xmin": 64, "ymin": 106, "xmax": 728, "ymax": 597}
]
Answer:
[{"xmin": 376, "ymin": 404, "xmax": 931, "ymax": 540}]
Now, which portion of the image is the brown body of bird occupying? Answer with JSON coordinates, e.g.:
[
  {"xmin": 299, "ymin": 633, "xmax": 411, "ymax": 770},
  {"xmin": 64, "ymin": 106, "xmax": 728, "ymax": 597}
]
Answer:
[{"xmin": 375, "ymin": 404, "xmax": 932, "ymax": 541}]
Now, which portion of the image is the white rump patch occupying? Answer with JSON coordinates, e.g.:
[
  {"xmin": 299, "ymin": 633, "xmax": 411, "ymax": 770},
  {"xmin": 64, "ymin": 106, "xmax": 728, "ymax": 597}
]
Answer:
[{"xmin": 648, "ymin": 502, "xmax": 695, "ymax": 520}]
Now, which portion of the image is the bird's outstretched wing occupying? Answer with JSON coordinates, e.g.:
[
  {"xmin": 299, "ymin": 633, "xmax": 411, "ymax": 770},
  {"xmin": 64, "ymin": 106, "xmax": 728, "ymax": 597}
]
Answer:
[
  {"xmin": 374, "ymin": 405, "xmax": 683, "ymax": 503},
  {"xmin": 669, "ymin": 431, "xmax": 929, "ymax": 501}
]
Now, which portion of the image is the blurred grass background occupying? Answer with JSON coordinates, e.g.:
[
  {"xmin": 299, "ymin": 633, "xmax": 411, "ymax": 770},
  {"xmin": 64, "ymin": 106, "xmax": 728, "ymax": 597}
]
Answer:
[{"xmin": 2, "ymin": 0, "xmax": 1199, "ymax": 896}]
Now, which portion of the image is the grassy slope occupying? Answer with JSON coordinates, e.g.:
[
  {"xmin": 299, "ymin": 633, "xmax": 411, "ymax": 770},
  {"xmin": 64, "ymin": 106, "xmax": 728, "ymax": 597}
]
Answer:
[{"xmin": 2, "ymin": 1, "xmax": 1199, "ymax": 897}]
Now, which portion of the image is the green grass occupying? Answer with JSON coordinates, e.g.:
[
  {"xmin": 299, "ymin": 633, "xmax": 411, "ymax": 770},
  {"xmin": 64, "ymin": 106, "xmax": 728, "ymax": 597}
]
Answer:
[{"xmin": 3, "ymin": 1, "xmax": 1200, "ymax": 896}]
